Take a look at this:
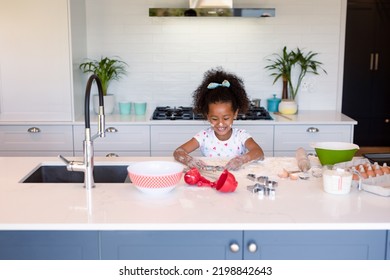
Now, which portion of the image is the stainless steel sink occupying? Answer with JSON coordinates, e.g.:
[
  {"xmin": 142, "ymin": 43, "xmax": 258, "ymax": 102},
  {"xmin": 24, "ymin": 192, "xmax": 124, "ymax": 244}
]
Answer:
[{"xmin": 21, "ymin": 164, "xmax": 129, "ymax": 183}]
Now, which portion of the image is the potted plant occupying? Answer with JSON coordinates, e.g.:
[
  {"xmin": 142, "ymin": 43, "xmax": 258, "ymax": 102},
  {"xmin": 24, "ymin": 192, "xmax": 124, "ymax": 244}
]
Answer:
[
  {"xmin": 79, "ymin": 56, "xmax": 128, "ymax": 114},
  {"xmin": 265, "ymin": 46, "xmax": 326, "ymax": 114}
]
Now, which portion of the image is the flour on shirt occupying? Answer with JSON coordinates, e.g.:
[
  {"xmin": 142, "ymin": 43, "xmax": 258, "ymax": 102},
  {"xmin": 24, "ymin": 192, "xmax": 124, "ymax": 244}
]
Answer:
[{"xmin": 194, "ymin": 127, "xmax": 251, "ymax": 157}]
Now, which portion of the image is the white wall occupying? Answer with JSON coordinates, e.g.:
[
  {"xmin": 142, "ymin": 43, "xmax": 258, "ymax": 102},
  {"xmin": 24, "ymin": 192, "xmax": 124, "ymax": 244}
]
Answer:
[{"xmin": 85, "ymin": 0, "xmax": 346, "ymax": 111}]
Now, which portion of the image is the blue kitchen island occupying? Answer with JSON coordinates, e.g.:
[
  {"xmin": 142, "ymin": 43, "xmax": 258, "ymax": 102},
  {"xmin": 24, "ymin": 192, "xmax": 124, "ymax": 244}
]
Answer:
[{"xmin": 0, "ymin": 156, "xmax": 389, "ymax": 260}]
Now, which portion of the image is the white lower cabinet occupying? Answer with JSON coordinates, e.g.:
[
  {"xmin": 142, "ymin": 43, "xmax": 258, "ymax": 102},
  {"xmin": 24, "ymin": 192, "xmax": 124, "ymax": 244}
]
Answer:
[
  {"xmin": 0, "ymin": 123, "xmax": 354, "ymax": 157},
  {"xmin": 274, "ymin": 125, "xmax": 354, "ymax": 156},
  {"xmin": 73, "ymin": 125, "xmax": 150, "ymax": 157},
  {"xmin": 237, "ymin": 125, "xmax": 274, "ymax": 156},
  {"xmin": 150, "ymin": 124, "xmax": 274, "ymax": 157},
  {"xmin": 151, "ymin": 125, "xmax": 203, "ymax": 156},
  {"xmin": 0, "ymin": 125, "xmax": 73, "ymax": 156}
]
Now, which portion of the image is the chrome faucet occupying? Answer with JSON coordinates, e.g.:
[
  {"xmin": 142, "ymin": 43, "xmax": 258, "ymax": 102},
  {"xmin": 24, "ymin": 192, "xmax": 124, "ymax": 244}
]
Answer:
[{"xmin": 59, "ymin": 74, "xmax": 106, "ymax": 189}]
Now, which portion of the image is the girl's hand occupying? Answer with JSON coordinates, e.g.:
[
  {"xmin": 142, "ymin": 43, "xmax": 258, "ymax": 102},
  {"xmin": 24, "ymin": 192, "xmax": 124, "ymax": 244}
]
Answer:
[
  {"xmin": 187, "ymin": 158, "xmax": 207, "ymax": 169},
  {"xmin": 174, "ymin": 147, "xmax": 206, "ymax": 169},
  {"xmin": 225, "ymin": 155, "xmax": 249, "ymax": 171}
]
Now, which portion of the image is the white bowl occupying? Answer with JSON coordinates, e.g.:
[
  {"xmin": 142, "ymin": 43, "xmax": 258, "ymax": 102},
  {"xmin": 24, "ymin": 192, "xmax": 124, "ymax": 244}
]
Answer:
[{"xmin": 127, "ymin": 161, "xmax": 183, "ymax": 194}]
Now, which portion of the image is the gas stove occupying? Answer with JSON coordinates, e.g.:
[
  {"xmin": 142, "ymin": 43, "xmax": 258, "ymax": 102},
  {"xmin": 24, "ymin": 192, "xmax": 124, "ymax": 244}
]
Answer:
[
  {"xmin": 152, "ymin": 106, "xmax": 194, "ymax": 120},
  {"xmin": 152, "ymin": 106, "xmax": 273, "ymax": 120}
]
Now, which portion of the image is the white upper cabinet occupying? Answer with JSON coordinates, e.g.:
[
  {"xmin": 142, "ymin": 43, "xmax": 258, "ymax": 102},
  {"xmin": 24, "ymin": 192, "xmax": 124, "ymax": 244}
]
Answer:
[{"xmin": 0, "ymin": 0, "xmax": 73, "ymax": 121}]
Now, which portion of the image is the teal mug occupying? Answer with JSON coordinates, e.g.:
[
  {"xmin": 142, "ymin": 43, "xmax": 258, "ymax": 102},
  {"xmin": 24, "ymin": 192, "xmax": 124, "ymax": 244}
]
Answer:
[
  {"xmin": 134, "ymin": 102, "xmax": 147, "ymax": 115},
  {"xmin": 119, "ymin": 101, "xmax": 132, "ymax": 115}
]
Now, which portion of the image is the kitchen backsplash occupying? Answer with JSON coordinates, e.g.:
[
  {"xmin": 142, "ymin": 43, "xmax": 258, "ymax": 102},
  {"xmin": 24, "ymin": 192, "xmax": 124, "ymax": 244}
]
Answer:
[{"xmin": 85, "ymin": 0, "xmax": 345, "ymax": 110}]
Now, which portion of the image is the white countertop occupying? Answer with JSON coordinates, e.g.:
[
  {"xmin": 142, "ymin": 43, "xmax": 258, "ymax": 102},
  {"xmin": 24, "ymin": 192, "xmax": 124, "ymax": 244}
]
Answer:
[
  {"xmin": 0, "ymin": 156, "xmax": 388, "ymax": 231},
  {"xmin": 79, "ymin": 110, "xmax": 358, "ymax": 125},
  {"xmin": 0, "ymin": 110, "xmax": 357, "ymax": 125}
]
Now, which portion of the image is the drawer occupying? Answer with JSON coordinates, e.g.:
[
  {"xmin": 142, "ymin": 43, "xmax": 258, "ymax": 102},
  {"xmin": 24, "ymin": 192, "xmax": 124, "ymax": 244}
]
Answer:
[
  {"xmin": 151, "ymin": 124, "xmax": 274, "ymax": 153},
  {"xmin": 235, "ymin": 125, "xmax": 274, "ymax": 152},
  {"xmin": 151, "ymin": 125, "xmax": 204, "ymax": 152},
  {"xmin": 0, "ymin": 125, "xmax": 73, "ymax": 151},
  {"xmin": 73, "ymin": 125, "xmax": 150, "ymax": 152},
  {"xmin": 74, "ymin": 151, "xmax": 150, "ymax": 157},
  {"xmin": 0, "ymin": 151, "xmax": 74, "ymax": 157},
  {"xmin": 274, "ymin": 125, "xmax": 353, "ymax": 151}
]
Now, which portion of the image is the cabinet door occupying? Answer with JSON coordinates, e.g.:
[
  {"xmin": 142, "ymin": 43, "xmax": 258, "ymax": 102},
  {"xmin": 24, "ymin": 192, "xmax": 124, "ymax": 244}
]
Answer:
[
  {"xmin": 274, "ymin": 125, "xmax": 353, "ymax": 155},
  {"xmin": 243, "ymin": 230, "xmax": 387, "ymax": 260},
  {"xmin": 235, "ymin": 125, "xmax": 274, "ymax": 155},
  {"xmin": 0, "ymin": 0, "xmax": 72, "ymax": 121},
  {"xmin": 0, "ymin": 125, "xmax": 73, "ymax": 155},
  {"xmin": 74, "ymin": 125, "xmax": 150, "ymax": 154},
  {"xmin": 151, "ymin": 124, "xmax": 273, "ymax": 156},
  {"xmin": 342, "ymin": 0, "xmax": 390, "ymax": 146},
  {"xmin": 0, "ymin": 231, "xmax": 99, "ymax": 260},
  {"xmin": 151, "ymin": 125, "xmax": 203, "ymax": 156},
  {"xmin": 100, "ymin": 231, "xmax": 243, "ymax": 260},
  {"xmin": 387, "ymin": 230, "xmax": 390, "ymax": 260},
  {"xmin": 74, "ymin": 151, "xmax": 150, "ymax": 157},
  {"xmin": 372, "ymin": 1, "xmax": 390, "ymax": 145}
]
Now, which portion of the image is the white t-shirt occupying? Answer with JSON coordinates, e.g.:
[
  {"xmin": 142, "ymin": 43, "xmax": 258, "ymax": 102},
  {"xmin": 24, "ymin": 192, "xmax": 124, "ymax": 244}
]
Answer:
[{"xmin": 194, "ymin": 127, "xmax": 252, "ymax": 158}]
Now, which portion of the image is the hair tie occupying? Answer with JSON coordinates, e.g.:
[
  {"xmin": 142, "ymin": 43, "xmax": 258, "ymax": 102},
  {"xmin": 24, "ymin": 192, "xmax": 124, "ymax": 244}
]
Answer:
[{"xmin": 207, "ymin": 80, "xmax": 230, "ymax": 89}]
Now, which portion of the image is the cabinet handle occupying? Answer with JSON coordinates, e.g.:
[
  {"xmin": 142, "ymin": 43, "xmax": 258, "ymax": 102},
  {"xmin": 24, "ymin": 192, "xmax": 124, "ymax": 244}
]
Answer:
[
  {"xmin": 27, "ymin": 127, "xmax": 41, "ymax": 133},
  {"xmin": 306, "ymin": 127, "xmax": 319, "ymax": 133},
  {"xmin": 229, "ymin": 242, "xmax": 240, "ymax": 253},
  {"xmin": 106, "ymin": 153, "xmax": 119, "ymax": 157},
  {"xmin": 247, "ymin": 242, "xmax": 258, "ymax": 253},
  {"xmin": 370, "ymin": 53, "xmax": 374, "ymax": 70},
  {"xmin": 105, "ymin": 127, "xmax": 118, "ymax": 133},
  {"xmin": 374, "ymin": 53, "xmax": 379, "ymax": 71}
]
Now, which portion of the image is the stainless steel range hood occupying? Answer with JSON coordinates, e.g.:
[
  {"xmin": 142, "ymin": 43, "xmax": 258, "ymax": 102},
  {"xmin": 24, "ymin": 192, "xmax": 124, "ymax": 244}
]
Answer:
[{"xmin": 149, "ymin": 0, "xmax": 275, "ymax": 18}]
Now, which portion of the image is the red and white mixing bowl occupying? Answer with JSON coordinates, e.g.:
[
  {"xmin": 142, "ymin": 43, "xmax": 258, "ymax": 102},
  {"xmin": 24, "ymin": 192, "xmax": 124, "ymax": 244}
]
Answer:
[{"xmin": 127, "ymin": 161, "xmax": 183, "ymax": 194}]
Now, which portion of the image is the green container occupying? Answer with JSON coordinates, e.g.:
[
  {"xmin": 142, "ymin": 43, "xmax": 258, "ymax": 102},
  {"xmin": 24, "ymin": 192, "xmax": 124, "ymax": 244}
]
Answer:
[{"xmin": 312, "ymin": 142, "xmax": 359, "ymax": 165}]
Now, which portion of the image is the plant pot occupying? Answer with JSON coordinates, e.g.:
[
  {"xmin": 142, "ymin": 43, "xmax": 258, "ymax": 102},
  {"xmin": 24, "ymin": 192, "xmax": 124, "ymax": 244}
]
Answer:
[
  {"xmin": 93, "ymin": 94, "xmax": 115, "ymax": 115},
  {"xmin": 278, "ymin": 99, "xmax": 298, "ymax": 115}
]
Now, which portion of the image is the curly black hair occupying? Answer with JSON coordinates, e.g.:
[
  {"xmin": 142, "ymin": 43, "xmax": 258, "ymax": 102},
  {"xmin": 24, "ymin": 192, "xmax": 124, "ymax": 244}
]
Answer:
[{"xmin": 192, "ymin": 67, "xmax": 250, "ymax": 117}]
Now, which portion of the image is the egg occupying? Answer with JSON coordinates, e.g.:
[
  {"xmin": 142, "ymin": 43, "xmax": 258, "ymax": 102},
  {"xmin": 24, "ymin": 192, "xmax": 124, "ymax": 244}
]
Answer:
[
  {"xmin": 381, "ymin": 163, "xmax": 390, "ymax": 174},
  {"xmin": 289, "ymin": 173, "xmax": 299, "ymax": 180},
  {"xmin": 373, "ymin": 163, "xmax": 384, "ymax": 176},
  {"xmin": 359, "ymin": 165, "xmax": 368, "ymax": 179},
  {"xmin": 278, "ymin": 169, "xmax": 289, "ymax": 178},
  {"xmin": 364, "ymin": 163, "xmax": 371, "ymax": 172},
  {"xmin": 366, "ymin": 165, "xmax": 375, "ymax": 177}
]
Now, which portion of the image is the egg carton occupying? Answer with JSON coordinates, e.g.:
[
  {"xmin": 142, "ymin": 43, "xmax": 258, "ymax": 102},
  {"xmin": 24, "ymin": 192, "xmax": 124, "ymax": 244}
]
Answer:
[
  {"xmin": 358, "ymin": 174, "xmax": 390, "ymax": 197},
  {"xmin": 333, "ymin": 158, "xmax": 390, "ymax": 197},
  {"xmin": 333, "ymin": 157, "xmax": 371, "ymax": 169}
]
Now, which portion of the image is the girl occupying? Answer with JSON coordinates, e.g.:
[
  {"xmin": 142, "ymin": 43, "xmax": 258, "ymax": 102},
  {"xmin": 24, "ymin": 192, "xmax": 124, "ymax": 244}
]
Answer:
[{"xmin": 173, "ymin": 67, "xmax": 264, "ymax": 171}]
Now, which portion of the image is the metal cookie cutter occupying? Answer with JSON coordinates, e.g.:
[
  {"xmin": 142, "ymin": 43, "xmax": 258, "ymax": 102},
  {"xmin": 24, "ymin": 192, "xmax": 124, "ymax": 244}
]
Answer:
[
  {"xmin": 247, "ymin": 183, "xmax": 265, "ymax": 198},
  {"xmin": 266, "ymin": 180, "xmax": 278, "ymax": 199},
  {"xmin": 247, "ymin": 174, "xmax": 278, "ymax": 198},
  {"xmin": 202, "ymin": 165, "xmax": 225, "ymax": 172},
  {"xmin": 246, "ymin": 174, "xmax": 269, "ymax": 184},
  {"xmin": 247, "ymin": 183, "xmax": 264, "ymax": 193}
]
